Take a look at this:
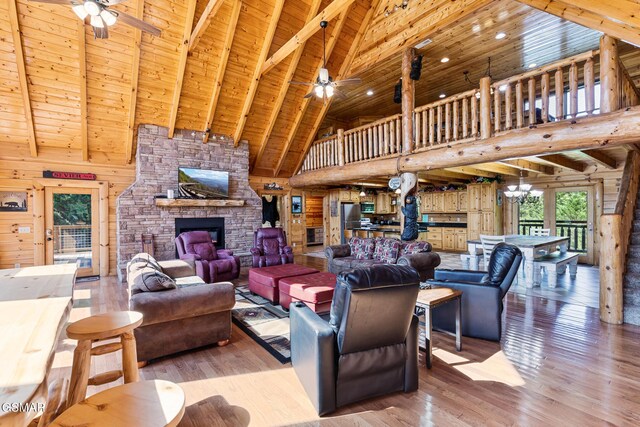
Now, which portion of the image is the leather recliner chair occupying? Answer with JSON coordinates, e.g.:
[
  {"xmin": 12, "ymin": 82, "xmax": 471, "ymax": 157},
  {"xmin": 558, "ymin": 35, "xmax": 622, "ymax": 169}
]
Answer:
[
  {"xmin": 250, "ymin": 227, "xmax": 294, "ymax": 268},
  {"xmin": 290, "ymin": 264, "xmax": 421, "ymax": 416},
  {"xmin": 175, "ymin": 231, "xmax": 240, "ymax": 283},
  {"xmin": 427, "ymin": 242, "xmax": 523, "ymax": 341}
]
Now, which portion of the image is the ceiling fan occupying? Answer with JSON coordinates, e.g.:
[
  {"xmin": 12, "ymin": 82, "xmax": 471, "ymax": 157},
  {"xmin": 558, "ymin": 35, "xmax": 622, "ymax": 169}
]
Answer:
[
  {"xmin": 289, "ymin": 20, "xmax": 361, "ymax": 100},
  {"xmin": 29, "ymin": 0, "xmax": 161, "ymax": 39}
]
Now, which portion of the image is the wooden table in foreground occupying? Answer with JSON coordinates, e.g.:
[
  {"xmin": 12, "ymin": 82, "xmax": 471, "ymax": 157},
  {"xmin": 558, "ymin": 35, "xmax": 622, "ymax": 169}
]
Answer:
[
  {"xmin": 467, "ymin": 235, "xmax": 570, "ymax": 288},
  {"xmin": 0, "ymin": 264, "xmax": 77, "ymax": 426},
  {"xmin": 416, "ymin": 287, "xmax": 462, "ymax": 369}
]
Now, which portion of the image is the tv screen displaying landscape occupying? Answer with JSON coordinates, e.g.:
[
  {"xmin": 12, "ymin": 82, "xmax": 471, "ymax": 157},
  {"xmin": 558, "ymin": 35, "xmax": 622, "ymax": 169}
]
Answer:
[{"xmin": 178, "ymin": 168, "xmax": 229, "ymax": 199}]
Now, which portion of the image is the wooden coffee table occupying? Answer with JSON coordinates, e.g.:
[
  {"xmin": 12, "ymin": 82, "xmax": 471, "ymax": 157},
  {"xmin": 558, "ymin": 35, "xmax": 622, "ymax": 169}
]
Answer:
[{"xmin": 416, "ymin": 287, "xmax": 462, "ymax": 369}]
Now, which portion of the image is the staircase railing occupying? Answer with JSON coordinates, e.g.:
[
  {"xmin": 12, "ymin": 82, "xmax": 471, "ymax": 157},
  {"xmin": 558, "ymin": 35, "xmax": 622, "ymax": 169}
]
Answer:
[{"xmin": 600, "ymin": 150, "xmax": 640, "ymax": 324}]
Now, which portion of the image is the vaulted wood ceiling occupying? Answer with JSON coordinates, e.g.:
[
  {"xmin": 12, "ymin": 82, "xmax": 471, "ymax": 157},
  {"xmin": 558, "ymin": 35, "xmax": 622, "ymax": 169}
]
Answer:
[{"xmin": 1, "ymin": 0, "xmax": 640, "ymax": 178}]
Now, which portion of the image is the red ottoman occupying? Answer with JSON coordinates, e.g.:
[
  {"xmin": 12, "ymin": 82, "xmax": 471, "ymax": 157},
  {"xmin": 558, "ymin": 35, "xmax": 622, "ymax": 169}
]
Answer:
[
  {"xmin": 279, "ymin": 272, "xmax": 337, "ymax": 313},
  {"xmin": 248, "ymin": 264, "xmax": 318, "ymax": 304}
]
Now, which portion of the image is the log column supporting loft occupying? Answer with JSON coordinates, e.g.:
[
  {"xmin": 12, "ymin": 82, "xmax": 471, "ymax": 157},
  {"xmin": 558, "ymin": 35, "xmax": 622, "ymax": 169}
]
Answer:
[
  {"xmin": 400, "ymin": 48, "xmax": 417, "ymax": 235},
  {"xmin": 600, "ymin": 35, "xmax": 619, "ymax": 114}
]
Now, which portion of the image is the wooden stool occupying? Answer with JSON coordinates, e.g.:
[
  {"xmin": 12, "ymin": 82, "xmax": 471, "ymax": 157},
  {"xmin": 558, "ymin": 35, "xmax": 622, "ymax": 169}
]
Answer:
[
  {"xmin": 66, "ymin": 311, "xmax": 143, "ymax": 407},
  {"xmin": 50, "ymin": 380, "xmax": 185, "ymax": 427}
]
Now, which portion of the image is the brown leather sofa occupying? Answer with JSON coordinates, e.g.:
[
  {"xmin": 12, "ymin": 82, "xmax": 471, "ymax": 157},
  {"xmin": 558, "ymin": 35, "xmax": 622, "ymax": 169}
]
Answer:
[
  {"xmin": 126, "ymin": 254, "xmax": 235, "ymax": 363},
  {"xmin": 325, "ymin": 237, "xmax": 441, "ymax": 281},
  {"xmin": 290, "ymin": 264, "xmax": 421, "ymax": 416}
]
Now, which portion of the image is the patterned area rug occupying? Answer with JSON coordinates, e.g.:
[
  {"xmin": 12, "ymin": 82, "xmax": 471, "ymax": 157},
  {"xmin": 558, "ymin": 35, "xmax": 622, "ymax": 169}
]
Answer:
[{"xmin": 232, "ymin": 287, "xmax": 291, "ymax": 363}]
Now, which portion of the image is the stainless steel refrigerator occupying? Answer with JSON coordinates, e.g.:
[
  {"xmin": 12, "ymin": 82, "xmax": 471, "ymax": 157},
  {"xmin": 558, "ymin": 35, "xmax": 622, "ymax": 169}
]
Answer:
[{"xmin": 340, "ymin": 203, "xmax": 362, "ymax": 244}]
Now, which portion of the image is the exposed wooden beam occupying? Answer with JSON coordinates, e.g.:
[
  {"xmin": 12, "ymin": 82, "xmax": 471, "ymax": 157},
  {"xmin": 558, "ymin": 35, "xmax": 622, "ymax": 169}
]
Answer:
[
  {"xmin": 516, "ymin": 0, "xmax": 640, "ymax": 47},
  {"xmin": 125, "ymin": 0, "xmax": 144, "ymax": 163},
  {"xmin": 252, "ymin": 5, "xmax": 343, "ymax": 172},
  {"xmin": 445, "ymin": 167, "xmax": 496, "ymax": 179},
  {"xmin": 473, "ymin": 163, "xmax": 523, "ymax": 177},
  {"xmin": 581, "ymin": 149, "xmax": 618, "ymax": 169},
  {"xmin": 272, "ymin": 9, "xmax": 350, "ymax": 177},
  {"xmin": 167, "ymin": 0, "xmax": 199, "ymax": 139},
  {"xmin": 260, "ymin": 0, "xmax": 356, "ymax": 76},
  {"xmin": 349, "ymin": 0, "xmax": 493, "ymax": 75},
  {"xmin": 537, "ymin": 154, "xmax": 587, "ymax": 172},
  {"xmin": 499, "ymin": 159, "xmax": 554, "ymax": 175},
  {"xmin": 290, "ymin": 0, "xmax": 382, "ymax": 176},
  {"xmin": 289, "ymin": 105, "xmax": 640, "ymax": 187},
  {"xmin": 232, "ymin": 0, "xmax": 285, "ymax": 145},
  {"xmin": 9, "ymin": 0, "xmax": 37, "ymax": 157},
  {"xmin": 419, "ymin": 170, "xmax": 478, "ymax": 181},
  {"xmin": 189, "ymin": 0, "xmax": 225, "ymax": 52},
  {"xmin": 77, "ymin": 19, "xmax": 88, "ymax": 162},
  {"xmin": 203, "ymin": 0, "xmax": 242, "ymax": 143}
]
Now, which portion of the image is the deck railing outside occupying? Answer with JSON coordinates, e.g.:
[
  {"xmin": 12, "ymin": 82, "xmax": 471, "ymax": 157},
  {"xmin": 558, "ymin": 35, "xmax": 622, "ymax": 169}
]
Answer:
[
  {"xmin": 53, "ymin": 224, "xmax": 92, "ymax": 254},
  {"xmin": 518, "ymin": 219, "xmax": 588, "ymax": 253}
]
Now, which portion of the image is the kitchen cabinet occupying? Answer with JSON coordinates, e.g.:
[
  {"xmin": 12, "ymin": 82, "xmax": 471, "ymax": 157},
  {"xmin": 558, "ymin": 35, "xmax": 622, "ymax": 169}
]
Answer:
[
  {"xmin": 360, "ymin": 195, "xmax": 374, "ymax": 203},
  {"xmin": 458, "ymin": 192, "xmax": 468, "ymax": 211},
  {"xmin": 376, "ymin": 192, "xmax": 397, "ymax": 214},
  {"xmin": 421, "ymin": 191, "xmax": 467, "ymax": 213},
  {"xmin": 420, "ymin": 193, "xmax": 433, "ymax": 213},
  {"xmin": 432, "ymin": 193, "xmax": 445, "ymax": 212},
  {"xmin": 339, "ymin": 190, "xmax": 360, "ymax": 202},
  {"xmin": 444, "ymin": 192, "xmax": 457, "ymax": 213},
  {"xmin": 423, "ymin": 229, "xmax": 443, "ymax": 250},
  {"xmin": 443, "ymin": 231, "xmax": 456, "ymax": 250},
  {"xmin": 467, "ymin": 182, "xmax": 502, "ymax": 240},
  {"xmin": 442, "ymin": 227, "xmax": 467, "ymax": 251},
  {"xmin": 455, "ymin": 231, "xmax": 467, "ymax": 251}
]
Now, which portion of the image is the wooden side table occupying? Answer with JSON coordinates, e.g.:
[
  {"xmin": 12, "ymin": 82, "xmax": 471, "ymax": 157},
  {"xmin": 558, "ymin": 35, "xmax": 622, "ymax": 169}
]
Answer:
[{"xmin": 416, "ymin": 287, "xmax": 462, "ymax": 369}]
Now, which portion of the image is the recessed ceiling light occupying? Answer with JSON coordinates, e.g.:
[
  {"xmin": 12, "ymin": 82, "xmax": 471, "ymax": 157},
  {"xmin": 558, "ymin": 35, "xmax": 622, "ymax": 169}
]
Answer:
[
  {"xmin": 441, "ymin": 57, "xmax": 449, "ymax": 63},
  {"xmin": 499, "ymin": 84, "xmax": 508, "ymax": 92},
  {"xmin": 439, "ymin": 93, "xmax": 446, "ymax": 99},
  {"xmin": 366, "ymin": 89, "xmax": 374, "ymax": 96},
  {"xmin": 495, "ymin": 32, "xmax": 506, "ymax": 40},
  {"xmin": 528, "ymin": 63, "xmax": 537, "ymax": 68}
]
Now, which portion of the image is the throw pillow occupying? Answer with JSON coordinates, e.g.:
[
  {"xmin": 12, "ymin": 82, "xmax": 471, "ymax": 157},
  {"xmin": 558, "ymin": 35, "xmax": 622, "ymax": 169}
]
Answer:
[
  {"xmin": 379, "ymin": 239, "xmax": 401, "ymax": 264},
  {"xmin": 400, "ymin": 241, "xmax": 430, "ymax": 256},
  {"xmin": 130, "ymin": 267, "xmax": 177, "ymax": 294},
  {"xmin": 373, "ymin": 237, "xmax": 386, "ymax": 261},
  {"xmin": 349, "ymin": 237, "xmax": 375, "ymax": 260},
  {"xmin": 129, "ymin": 252, "xmax": 162, "ymax": 272}
]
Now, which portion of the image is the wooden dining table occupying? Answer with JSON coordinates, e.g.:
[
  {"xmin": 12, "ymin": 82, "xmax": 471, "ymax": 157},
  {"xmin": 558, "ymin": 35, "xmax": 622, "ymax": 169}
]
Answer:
[
  {"xmin": 0, "ymin": 264, "xmax": 77, "ymax": 426},
  {"xmin": 467, "ymin": 235, "xmax": 570, "ymax": 288}
]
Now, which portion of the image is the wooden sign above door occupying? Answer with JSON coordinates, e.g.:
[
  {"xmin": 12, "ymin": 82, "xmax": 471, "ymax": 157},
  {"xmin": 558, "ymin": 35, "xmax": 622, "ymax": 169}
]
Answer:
[{"xmin": 43, "ymin": 170, "xmax": 96, "ymax": 181}]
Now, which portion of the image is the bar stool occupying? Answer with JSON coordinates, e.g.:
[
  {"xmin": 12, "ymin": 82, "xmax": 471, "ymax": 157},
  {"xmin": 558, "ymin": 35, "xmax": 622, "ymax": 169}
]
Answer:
[
  {"xmin": 48, "ymin": 380, "xmax": 185, "ymax": 427},
  {"xmin": 66, "ymin": 311, "xmax": 143, "ymax": 407}
]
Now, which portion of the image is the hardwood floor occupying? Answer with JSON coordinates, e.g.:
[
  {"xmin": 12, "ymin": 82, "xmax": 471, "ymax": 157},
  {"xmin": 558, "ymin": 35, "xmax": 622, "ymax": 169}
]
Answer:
[{"xmin": 49, "ymin": 255, "xmax": 640, "ymax": 426}]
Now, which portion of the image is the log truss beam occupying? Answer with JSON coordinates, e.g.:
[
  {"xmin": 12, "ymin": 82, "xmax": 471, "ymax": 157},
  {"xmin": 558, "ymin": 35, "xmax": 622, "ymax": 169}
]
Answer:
[
  {"xmin": 537, "ymin": 154, "xmax": 587, "ymax": 172},
  {"xmin": 516, "ymin": 0, "xmax": 640, "ymax": 47},
  {"xmin": 9, "ymin": 0, "xmax": 37, "ymax": 157},
  {"xmin": 581, "ymin": 149, "xmax": 618, "ymax": 169},
  {"xmin": 445, "ymin": 167, "xmax": 497, "ymax": 179},
  {"xmin": 125, "ymin": 0, "xmax": 144, "ymax": 163},
  {"xmin": 260, "ymin": 0, "xmax": 356, "ymax": 77},
  {"xmin": 203, "ymin": 0, "xmax": 242, "ymax": 143},
  {"xmin": 252, "ymin": 5, "xmax": 344, "ymax": 172},
  {"xmin": 232, "ymin": 0, "xmax": 285, "ymax": 145},
  {"xmin": 498, "ymin": 159, "xmax": 554, "ymax": 175},
  {"xmin": 288, "ymin": 105, "xmax": 640, "ymax": 187},
  {"xmin": 167, "ymin": 0, "xmax": 199, "ymax": 139},
  {"xmin": 189, "ymin": 0, "xmax": 225, "ymax": 52}
]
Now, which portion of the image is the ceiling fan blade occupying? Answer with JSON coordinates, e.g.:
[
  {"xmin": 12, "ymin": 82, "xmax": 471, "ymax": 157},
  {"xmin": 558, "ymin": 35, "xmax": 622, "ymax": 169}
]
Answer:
[
  {"xmin": 103, "ymin": 0, "xmax": 127, "ymax": 4},
  {"xmin": 116, "ymin": 10, "xmax": 161, "ymax": 36},
  {"xmin": 304, "ymin": 91, "xmax": 315, "ymax": 99},
  {"xmin": 27, "ymin": 0, "xmax": 70, "ymax": 3},
  {"xmin": 289, "ymin": 81, "xmax": 314, "ymax": 86},
  {"xmin": 334, "ymin": 78, "xmax": 362, "ymax": 86},
  {"xmin": 92, "ymin": 25, "xmax": 108, "ymax": 39}
]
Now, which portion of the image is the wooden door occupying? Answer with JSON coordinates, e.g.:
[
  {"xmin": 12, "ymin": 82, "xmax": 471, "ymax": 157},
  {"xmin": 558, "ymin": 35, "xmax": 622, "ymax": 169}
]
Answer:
[
  {"xmin": 432, "ymin": 193, "xmax": 445, "ymax": 212},
  {"xmin": 467, "ymin": 184, "xmax": 481, "ymax": 212},
  {"xmin": 45, "ymin": 187, "xmax": 99, "ymax": 277},
  {"xmin": 458, "ymin": 191, "xmax": 468, "ymax": 211},
  {"xmin": 548, "ymin": 186, "xmax": 595, "ymax": 264},
  {"xmin": 444, "ymin": 192, "xmax": 458, "ymax": 213}
]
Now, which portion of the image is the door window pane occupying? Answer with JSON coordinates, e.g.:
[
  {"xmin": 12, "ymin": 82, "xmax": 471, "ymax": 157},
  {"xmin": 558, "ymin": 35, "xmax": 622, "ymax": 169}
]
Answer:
[
  {"xmin": 555, "ymin": 191, "xmax": 587, "ymax": 252},
  {"xmin": 53, "ymin": 193, "xmax": 92, "ymax": 268}
]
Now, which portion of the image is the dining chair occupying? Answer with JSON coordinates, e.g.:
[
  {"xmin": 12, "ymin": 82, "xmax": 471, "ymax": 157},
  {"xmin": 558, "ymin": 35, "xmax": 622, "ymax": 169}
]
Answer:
[
  {"xmin": 480, "ymin": 235, "xmax": 506, "ymax": 271},
  {"xmin": 529, "ymin": 228, "xmax": 552, "ymax": 279},
  {"xmin": 530, "ymin": 228, "xmax": 551, "ymax": 237}
]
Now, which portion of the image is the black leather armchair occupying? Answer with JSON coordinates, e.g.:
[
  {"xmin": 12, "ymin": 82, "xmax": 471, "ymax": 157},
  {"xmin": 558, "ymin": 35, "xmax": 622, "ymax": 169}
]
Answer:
[
  {"xmin": 290, "ymin": 265, "xmax": 421, "ymax": 416},
  {"xmin": 427, "ymin": 242, "xmax": 522, "ymax": 341}
]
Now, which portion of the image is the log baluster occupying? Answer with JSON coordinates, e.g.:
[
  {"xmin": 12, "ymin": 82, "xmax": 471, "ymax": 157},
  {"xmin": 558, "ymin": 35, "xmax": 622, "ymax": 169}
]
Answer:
[
  {"xmin": 494, "ymin": 86, "xmax": 501, "ymax": 133},
  {"xmin": 480, "ymin": 76, "xmax": 491, "ymax": 139},
  {"xmin": 436, "ymin": 105, "xmax": 443, "ymax": 143},
  {"xmin": 541, "ymin": 72, "xmax": 550, "ymax": 123},
  {"xmin": 367, "ymin": 126, "xmax": 373, "ymax": 159},
  {"xmin": 428, "ymin": 108, "xmax": 435, "ymax": 145},
  {"xmin": 445, "ymin": 102, "xmax": 451, "ymax": 142},
  {"xmin": 396, "ymin": 117, "xmax": 402, "ymax": 152},
  {"xmin": 515, "ymin": 80, "xmax": 524, "ymax": 128},
  {"xmin": 471, "ymin": 92, "xmax": 478, "ymax": 136},
  {"xmin": 528, "ymin": 77, "xmax": 536, "ymax": 126},
  {"xmin": 414, "ymin": 112, "xmax": 421, "ymax": 148},
  {"xmin": 338, "ymin": 129, "xmax": 345, "ymax": 166},
  {"xmin": 569, "ymin": 62, "xmax": 578, "ymax": 118},
  {"xmin": 383, "ymin": 121, "xmax": 390, "ymax": 154},
  {"xmin": 453, "ymin": 100, "xmax": 459, "ymax": 141},
  {"xmin": 462, "ymin": 97, "xmax": 469, "ymax": 138},
  {"xmin": 584, "ymin": 57, "xmax": 595, "ymax": 115},
  {"xmin": 505, "ymin": 84, "xmax": 512, "ymax": 130},
  {"xmin": 421, "ymin": 110, "xmax": 427, "ymax": 147},
  {"xmin": 378, "ymin": 124, "xmax": 384, "ymax": 157},
  {"xmin": 555, "ymin": 68, "xmax": 564, "ymax": 121}
]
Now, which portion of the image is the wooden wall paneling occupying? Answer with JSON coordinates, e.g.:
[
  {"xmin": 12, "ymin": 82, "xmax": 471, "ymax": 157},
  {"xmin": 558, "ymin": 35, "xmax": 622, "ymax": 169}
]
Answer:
[
  {"xmin": 77, "ymin": 19, "xmax": 88, "ymax": 162},
  {"xmin": 8, "ymin": 0, "xmax": 37, "ymax": 157},
  {"xmin": 250, "ymin": 0, "xmax": 325, "ymax": 172},
  {"xmin": 260, "ymin": 0, "xmax": 356, "ymax": 76},
  {"xmin": 189, "ymin": 0, "xmax": 225, "ymax": 52},
  {"xmin": 232, "ymin": 0, "xmax": 285, "ymax": 145},
  {"xmin": 125, "ymin": 0, "xmax": 145, "ymax": 163},
  {"xmin": 167, "ymin": 0, "xmax": 199, "ymax": 138},
  {"xmin": 290, "ymin": 0, "xmax": 381, "ymax": 176},
  {"xmin": 272, "ymin": 10, "xmax": 350, "ymax": 177}
]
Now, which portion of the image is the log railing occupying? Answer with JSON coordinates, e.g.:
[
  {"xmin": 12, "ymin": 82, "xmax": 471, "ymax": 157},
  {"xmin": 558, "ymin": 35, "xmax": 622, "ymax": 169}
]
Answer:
[
  {"xmin": 343, "ymin": 114, "xmax": 402, "ymax": 163},
  {"xmin": 491, "ymin": 50, "xmax": 598, "ymax": 134},
  {"xmin": 413, "ymin": 89, "xmax": 479, "ymax": 148},
  {"xmin": 302, "ymin": 134, "xmax": 340, "ymax": 172},
  {"xmin": 600, "ymin": 150, "xmax": 640, "ymax": 324}
]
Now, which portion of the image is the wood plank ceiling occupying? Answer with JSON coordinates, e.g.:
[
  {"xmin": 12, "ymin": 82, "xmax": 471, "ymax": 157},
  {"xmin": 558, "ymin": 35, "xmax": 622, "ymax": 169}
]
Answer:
[{"xmin": 1, "ymin": 0, "xmax": 639, "ymax": 178}]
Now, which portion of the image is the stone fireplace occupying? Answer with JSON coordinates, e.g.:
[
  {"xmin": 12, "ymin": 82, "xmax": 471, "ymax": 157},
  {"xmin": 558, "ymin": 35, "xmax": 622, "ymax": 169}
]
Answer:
[{"xmin": 116, "ymin": 125, "xmax": 262, "ymax": 281}]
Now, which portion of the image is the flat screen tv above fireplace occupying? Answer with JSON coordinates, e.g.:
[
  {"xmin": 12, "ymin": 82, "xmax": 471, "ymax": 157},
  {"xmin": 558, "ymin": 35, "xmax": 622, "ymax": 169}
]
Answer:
[{"xmin": 178, "ymin": 167, "xmax": 229, "ymax": 199}]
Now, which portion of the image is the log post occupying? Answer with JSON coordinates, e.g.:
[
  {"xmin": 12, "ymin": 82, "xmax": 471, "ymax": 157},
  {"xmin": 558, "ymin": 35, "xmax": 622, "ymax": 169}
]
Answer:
[
  {"xmin": 600, "ymin": 35, "xmax": 619, "ymax": 113},
  {"xmin": 337, "ymin": 129, "xmax": 345, "ymax": 166},
  {"xmin": 400, "ymin": 48, "xmax": 418, "ymax": 237},
  {"xmin": 600, "ymin": 214, "xmax": 623, "ymax": 324},
  {"xmin": 480, "ymin": 76, "xmax": 491, "ymax": 139}
]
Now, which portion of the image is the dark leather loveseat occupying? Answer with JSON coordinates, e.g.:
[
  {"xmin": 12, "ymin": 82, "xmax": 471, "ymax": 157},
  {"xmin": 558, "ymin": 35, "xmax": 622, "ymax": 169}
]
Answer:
[
  {"xmin": 427, "ymin": 242, "xmax": 522, "ymax": 341},
  {"xmin": 290, "ymin": 264, "xmax": 421, "ymax": 415},
  {"xmin": 325, "ymin": 237, "xmax": 441, "ymax": 281}
]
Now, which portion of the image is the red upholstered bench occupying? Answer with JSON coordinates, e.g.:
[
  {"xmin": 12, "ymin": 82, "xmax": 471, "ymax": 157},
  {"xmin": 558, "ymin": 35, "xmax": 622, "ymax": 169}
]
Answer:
[
  {"xmin": 248, "ymin": 264, "xmax": 318, "ymax": 304},
  {"xmin": 279, "ymin": 272, "xmax": 337, "ymax": 313}
]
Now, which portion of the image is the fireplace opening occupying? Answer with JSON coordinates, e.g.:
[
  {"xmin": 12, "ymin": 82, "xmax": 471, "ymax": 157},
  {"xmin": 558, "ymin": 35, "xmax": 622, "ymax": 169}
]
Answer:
[{"xmin": 175, "ymin": 218, "xmax": 225, "ymax": 256}]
